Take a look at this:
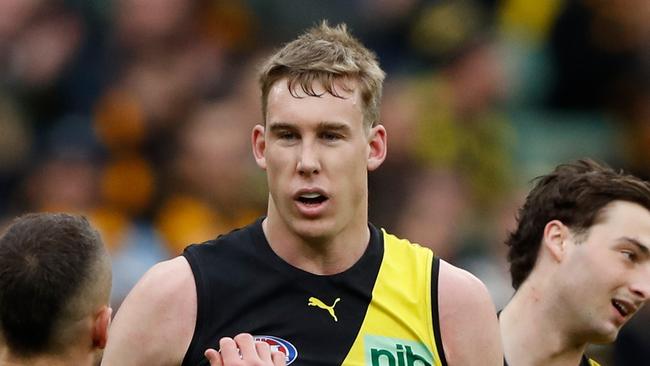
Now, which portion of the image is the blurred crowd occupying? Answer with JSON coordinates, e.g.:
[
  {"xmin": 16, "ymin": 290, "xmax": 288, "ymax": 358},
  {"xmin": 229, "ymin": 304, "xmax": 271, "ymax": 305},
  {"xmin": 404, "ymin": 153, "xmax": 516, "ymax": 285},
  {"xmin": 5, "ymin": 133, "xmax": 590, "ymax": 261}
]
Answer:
[{"xmin": 0, "ymin": 0, "xmax": 648, "ymax": 363}]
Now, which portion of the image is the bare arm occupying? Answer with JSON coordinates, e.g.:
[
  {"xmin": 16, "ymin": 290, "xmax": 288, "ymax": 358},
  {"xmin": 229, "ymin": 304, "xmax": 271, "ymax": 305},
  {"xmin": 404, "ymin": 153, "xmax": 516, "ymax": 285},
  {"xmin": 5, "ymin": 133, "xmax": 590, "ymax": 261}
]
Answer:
[
  {"xmin": 101, "ymin": 256, "xmax": 197, "ymax": 366},
  {"xmin": 438, "ymin": 260, "xmax": 503, "ymax": 366}
]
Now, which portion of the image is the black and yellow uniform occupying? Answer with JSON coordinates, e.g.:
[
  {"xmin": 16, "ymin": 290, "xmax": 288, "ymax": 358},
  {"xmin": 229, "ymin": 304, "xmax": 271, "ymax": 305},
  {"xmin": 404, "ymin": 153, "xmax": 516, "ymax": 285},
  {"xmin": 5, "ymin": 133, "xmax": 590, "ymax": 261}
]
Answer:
[{"xmin": 181, "ymin": 218, "xmax": 447, "ymax": 366}]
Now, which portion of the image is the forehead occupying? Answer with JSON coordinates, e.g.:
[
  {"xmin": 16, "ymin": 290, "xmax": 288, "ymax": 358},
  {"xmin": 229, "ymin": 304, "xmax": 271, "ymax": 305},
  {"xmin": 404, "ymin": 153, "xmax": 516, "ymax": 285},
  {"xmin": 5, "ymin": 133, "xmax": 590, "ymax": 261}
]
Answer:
[
  {"xmin": 269, "ymin": 76, "xmax": 360, "ymax": 98},
  {"xmin": 590, "ymin": 201, "xmax": 650, "ymax": 239},
  {"xmin": 266, "ymin": 77, "xmax": 363, "ymax": 125}
]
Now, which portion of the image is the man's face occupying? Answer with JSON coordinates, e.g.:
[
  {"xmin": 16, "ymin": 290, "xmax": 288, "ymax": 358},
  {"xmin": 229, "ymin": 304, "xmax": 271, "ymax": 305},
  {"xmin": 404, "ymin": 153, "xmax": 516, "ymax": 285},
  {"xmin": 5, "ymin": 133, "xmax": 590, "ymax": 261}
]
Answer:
[
  {"xmin": 252, "ymin": 78, "xmax": 385, "ymax": 240},
  {"xmin": 561, "ymin": 200, "xmax": 650, "ymax": 343}
]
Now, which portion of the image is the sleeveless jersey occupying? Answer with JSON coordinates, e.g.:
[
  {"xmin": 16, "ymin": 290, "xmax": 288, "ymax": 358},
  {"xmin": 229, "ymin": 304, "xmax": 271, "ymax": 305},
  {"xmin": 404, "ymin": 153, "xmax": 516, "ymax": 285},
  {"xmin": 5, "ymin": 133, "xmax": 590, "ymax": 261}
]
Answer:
[
  {"xmin": 181, "ymin": 218, "xmax": 447, "ymax": 366},
  {"xmin": 585, "ymin": 357, "xmax": 601, "ymax": 366}
]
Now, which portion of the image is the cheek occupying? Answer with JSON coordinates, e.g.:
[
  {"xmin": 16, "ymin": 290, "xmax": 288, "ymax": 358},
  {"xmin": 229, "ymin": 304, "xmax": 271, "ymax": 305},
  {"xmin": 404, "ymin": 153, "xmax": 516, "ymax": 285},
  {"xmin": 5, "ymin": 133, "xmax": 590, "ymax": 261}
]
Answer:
[
  {"xmin": 264, "ymin": 156, "xmax": 290, "ymax": 191},
  {"xmin": 337, "ymin": 158, "xmax": 368, "ymax": 194},
  {"xmin": 571, "ymin": 258, "xmax": 622, "ymax": 293},
  {"xmin": 265, "ymin": 149, "xmax": 293, "ymax": 172}
]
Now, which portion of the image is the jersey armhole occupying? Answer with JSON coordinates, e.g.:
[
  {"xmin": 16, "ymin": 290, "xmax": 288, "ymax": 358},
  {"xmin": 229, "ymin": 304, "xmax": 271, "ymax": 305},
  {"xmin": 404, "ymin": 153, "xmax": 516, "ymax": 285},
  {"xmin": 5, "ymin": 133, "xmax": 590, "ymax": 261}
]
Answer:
[
  {"xmin": 431, "ymin": 256, "xmax": 449, "ymax": 366},
  {"xmin": 181, "ymin": 248, "xmax": 204, "ymax": 366}
]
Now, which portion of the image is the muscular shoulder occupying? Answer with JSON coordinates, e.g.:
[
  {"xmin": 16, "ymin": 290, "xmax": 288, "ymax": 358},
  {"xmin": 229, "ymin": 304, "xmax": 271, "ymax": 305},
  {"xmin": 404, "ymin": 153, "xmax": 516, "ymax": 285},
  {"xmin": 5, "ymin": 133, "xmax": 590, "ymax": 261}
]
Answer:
[
  {"xmin": 438, "ymin": 260, "xmax": 492, "ymax": 306},
  {"xmin": 102, "ymin": 257, "xmax": 197, "ymax": 366},
  {"xmin": 136, "ymin": 256, "xmax": 196, "ymax": 312},
  {"xmin": 438, "ymin": 260, "xmax": 502, "ymax": 365}
]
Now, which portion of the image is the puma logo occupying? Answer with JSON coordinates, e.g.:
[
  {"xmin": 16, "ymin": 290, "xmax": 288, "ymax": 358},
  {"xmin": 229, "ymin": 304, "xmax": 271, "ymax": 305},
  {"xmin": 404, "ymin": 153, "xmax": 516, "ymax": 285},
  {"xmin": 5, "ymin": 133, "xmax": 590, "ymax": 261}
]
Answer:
[{"xmin": 308, "ymin": 297, "xmax": 340, "ymax": 322}]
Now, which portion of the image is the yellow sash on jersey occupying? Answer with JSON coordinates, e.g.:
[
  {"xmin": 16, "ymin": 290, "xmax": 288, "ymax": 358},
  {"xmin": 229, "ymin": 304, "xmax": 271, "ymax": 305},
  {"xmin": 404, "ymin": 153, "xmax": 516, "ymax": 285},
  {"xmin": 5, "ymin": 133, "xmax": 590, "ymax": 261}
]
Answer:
[{"xmin": 341, "ymin": 230, "xmax": 444, "ymax": 366}]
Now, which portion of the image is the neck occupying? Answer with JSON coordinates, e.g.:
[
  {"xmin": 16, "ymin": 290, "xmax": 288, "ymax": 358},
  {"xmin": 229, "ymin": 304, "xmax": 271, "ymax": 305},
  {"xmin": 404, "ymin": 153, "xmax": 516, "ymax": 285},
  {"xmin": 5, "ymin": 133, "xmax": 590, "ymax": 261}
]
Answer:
[
  {"xmin": 500, "ymin": 280, "xmax": 588, "ymax": 366},
  {"xmin": 263, "ymin": 204, "xmax": 370, "ymax": 275}
]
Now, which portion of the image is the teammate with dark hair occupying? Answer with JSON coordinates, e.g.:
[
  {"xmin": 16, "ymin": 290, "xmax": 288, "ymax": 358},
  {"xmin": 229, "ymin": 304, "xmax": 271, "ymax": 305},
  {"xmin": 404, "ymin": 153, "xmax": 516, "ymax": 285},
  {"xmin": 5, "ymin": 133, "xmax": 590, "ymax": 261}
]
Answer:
[
  {"xmin": 0, "ymin": 213, "xmax": 112, "ymax": 366},
  {"xmin": 500, "ymin": 159, "xmax": 650, "ymax": 366}
]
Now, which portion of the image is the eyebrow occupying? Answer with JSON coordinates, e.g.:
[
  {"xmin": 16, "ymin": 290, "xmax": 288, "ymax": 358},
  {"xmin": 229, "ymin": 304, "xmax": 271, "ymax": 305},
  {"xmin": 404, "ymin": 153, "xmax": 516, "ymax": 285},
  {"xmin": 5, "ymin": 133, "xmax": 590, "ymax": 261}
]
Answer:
[
  {"xmin": 317, "ymin": 121, "xmax": 351, "ymax": 133},
  {"xmin": 620, "ymin": 237, "xmax": 650, "ymax": 255},
  {"xmin": 268, "ymin": 122, "xmax": 296, "ymax": 133},
  {"xmin": 268, "ymin": 121, "xmax": 352, "ymax": 132}
]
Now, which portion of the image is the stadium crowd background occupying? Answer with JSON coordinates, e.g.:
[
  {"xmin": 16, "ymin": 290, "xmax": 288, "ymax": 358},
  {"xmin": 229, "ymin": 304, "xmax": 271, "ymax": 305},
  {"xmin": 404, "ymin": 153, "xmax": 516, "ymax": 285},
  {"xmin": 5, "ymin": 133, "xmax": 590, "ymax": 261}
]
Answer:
[{"xmin": 0, "ymin": 0, "xmax": 647, "ymax": 364}]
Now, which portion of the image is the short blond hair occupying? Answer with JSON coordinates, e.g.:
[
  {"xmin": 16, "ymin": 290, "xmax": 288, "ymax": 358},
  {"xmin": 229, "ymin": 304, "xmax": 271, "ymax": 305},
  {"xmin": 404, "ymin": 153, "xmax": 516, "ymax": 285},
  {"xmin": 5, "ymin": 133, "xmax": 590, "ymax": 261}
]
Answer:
[{"xmin": 259, "ymin": 21, "xmax": 386, "ymax": 127}]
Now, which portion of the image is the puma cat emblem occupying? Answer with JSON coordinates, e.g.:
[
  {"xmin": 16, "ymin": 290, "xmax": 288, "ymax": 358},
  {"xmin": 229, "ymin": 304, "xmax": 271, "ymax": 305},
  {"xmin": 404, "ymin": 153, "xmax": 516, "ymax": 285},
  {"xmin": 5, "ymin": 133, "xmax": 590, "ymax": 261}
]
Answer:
[{"xmin": 308, "ymin": 297, "xmax": 340, "ymax": 322}]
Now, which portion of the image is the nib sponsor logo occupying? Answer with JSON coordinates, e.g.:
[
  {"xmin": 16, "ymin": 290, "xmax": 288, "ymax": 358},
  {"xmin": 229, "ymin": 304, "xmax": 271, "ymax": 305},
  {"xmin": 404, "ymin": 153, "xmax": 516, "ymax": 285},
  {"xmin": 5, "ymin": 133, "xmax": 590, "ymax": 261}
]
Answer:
[{"xmin": 365, "ymin": 335, "xmax": 434, "ymax": 366}]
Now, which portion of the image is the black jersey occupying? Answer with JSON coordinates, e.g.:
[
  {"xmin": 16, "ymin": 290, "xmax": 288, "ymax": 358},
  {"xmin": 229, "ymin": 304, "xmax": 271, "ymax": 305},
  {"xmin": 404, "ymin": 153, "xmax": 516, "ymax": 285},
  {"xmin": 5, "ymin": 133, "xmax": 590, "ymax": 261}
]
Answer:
[{"xmin": 181, "ymin": 218, "xmax": 447, "ymax": 366}]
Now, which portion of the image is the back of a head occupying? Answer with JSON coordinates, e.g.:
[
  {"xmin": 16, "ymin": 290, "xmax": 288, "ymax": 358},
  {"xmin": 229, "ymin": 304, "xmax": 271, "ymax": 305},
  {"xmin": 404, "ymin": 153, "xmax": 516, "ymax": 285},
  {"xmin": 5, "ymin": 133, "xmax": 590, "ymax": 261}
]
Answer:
[
  {"xmin": 506, "ymin": 159, "xmax": 650, "ymax": 289},
  {"xmin": 0, "ymin": 213, "xmax": 111, "ymax": 357},
  {"xmin": 259, "ymin": 20, "xmax": 386, "ymax": 128}
]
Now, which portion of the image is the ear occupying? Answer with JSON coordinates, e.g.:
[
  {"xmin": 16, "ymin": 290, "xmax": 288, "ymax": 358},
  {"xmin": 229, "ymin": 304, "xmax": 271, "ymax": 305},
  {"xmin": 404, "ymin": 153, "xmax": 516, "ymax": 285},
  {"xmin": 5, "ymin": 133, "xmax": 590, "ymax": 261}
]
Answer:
[
  {"xmin": 542, "ymin": 220, "xmax": 568, "ymax": 262},
  {"xmin": 251, "ymin": 124, "xmax": 267, "ymax": 170},
  {"xmin": 367, "ymin": 124, "xmax": 387, "ymax": 171},
  {"xmin": 92, "ymin": 305, "xmax": 112, "ymax": 349}
]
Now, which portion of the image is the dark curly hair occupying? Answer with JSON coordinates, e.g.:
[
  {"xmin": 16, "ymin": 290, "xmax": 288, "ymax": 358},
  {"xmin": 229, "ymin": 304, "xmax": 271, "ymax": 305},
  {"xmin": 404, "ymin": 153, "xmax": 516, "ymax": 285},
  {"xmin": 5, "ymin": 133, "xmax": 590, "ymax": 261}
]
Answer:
[{"xmin": 506, "ymin": 159, "xmax": 650, "ymax": 289}]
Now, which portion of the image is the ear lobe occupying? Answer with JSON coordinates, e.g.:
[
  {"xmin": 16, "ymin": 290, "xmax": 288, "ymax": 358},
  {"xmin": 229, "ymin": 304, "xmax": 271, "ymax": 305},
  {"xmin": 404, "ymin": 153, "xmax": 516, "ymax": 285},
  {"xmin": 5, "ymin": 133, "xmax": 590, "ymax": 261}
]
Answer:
[
  {"xmin": 543, "ymin": 220, "xmax": 567, "ymax": 262},
  {"xmin": 367, "ymin": 125, "xmax": 387, "ymax": 171},
  {"xmin": 251, "ymin": 124, "xmax": 267, "ymax": 170},
  {"xmin": 92, "ymin": 306, "xmax": 112, "ymax": 349}
]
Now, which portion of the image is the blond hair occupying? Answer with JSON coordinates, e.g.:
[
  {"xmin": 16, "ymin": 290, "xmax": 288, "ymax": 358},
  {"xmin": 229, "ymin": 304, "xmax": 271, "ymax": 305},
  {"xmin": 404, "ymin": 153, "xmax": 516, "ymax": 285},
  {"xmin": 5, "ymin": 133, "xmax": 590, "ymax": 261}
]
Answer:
[{"xmin": 259, "ymin": 21, "xmax": 385, "ymax": 127}]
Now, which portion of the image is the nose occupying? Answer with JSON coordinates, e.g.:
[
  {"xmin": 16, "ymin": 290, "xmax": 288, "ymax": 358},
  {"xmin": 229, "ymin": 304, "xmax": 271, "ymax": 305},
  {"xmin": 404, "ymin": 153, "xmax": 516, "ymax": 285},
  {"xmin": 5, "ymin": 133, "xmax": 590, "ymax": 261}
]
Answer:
[
  {"xmin": 297, "ymin": 143, "xmax": 320, "ymax": 176},
  {"xmin": 630, "ymin": 272, "xmax": 650, "ymax": 302}
]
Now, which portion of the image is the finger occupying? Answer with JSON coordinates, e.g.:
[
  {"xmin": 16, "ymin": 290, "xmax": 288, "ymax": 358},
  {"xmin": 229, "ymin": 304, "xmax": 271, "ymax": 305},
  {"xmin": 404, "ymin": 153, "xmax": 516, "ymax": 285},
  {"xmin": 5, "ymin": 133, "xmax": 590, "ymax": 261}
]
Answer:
[
  {"xmin": 255, "ymin": 340, "xmax": 271, "ymax": 360},
  {"xmin": 271, "ymin": 350, "xmax": 286, "ymax": 366},
  {"xmin": 219, "ymin": 337, "xmax": 241, "ymax": 363},
  {"xmin": 204, "ymin": 348, "xmax": 223, "ymax": 366},
  {"xmin": 234, "ymin": 333, "xmax": 258, "ymax": 360}
]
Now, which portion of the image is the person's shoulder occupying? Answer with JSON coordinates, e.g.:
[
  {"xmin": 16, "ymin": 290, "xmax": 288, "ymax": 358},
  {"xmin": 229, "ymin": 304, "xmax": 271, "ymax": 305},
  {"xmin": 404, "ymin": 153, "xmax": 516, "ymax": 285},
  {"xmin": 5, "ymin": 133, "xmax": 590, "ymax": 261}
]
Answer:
[
  {"xmin": 184, "ymin": 219, "xmax": 263, "ymax": 254},
  {"xmin": 437, "ymin": 259, "xmax": 503, "ymax": 365},
  {"xmin": 121, "ymin": 256, "xmax": 196, "ymax": 325},
  {"xmin": 380, "ymin": 227, "xmax": 434, "ymax": 256},
  {"xmin": 438, "ymin": 259, "xmax": 491, "ymax": 299},
  {"xmin": 102, "ymin": 257, "xmax": 197, "ymax": 365},
  {"xmin": 142, "ymin": 256, "xmax": 195, "ymax": 294},
  {"xmin": 438, "ymin": 259, "xmax": 496, "ymax": 322}
]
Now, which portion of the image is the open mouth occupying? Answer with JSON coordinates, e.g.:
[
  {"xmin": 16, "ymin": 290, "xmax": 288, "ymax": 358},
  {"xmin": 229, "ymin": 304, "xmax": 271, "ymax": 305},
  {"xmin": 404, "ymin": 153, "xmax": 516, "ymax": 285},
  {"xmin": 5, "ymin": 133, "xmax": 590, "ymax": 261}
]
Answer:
[
  {"xmin": 612, "ymin": 300, "xmax": 632, "ymax": 317},
  {"xmin": 296, "ymin": 192, "xmax": 328, "ymax": 205}
]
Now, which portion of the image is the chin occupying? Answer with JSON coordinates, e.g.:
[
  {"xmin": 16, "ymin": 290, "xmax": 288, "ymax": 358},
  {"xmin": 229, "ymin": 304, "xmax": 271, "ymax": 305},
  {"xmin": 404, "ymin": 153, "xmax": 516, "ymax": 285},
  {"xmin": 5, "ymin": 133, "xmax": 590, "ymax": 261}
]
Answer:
[
  {"xmin": 589, "ymin": 326, "xmax": 620, "ymax": 345},
  {"xmin": 290, "ymin": 218, "xmax": 335, "ymax": 240}
]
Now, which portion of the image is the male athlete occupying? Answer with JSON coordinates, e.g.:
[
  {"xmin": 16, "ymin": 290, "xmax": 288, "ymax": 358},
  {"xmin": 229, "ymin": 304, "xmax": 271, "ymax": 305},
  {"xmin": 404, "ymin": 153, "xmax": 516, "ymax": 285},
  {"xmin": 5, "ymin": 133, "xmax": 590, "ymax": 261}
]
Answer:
[
  {"xmin": 500, "ymin": 159, "xmax": 650, "ymax": 366},
  {"xmin": 0, "ymin": 213, "xmax": 112, "ymax": 366},
  {"xmin": 102, "ymin": 21, "xmax": 502, "ymax": 365}
]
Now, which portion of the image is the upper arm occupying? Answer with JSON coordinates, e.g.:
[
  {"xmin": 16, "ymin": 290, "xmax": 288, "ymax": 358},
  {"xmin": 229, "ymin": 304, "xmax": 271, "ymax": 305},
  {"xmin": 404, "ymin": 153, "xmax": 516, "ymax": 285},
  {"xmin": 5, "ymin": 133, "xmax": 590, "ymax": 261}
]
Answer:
[
  {"xmin": 438, "ymin": 260, "xmax": 503, "ymax": 366},
  {"xmin": 101, "ymin": 256, "xmax": 197, "ymax": 366}
]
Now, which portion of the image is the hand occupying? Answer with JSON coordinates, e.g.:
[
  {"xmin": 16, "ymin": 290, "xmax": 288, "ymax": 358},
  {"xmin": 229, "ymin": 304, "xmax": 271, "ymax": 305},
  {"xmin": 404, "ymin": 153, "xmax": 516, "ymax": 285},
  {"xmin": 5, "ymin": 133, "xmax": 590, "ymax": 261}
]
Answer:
[{"xmin": 204, "ymin": 333, "xmax": 286, "ymax": 366}]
